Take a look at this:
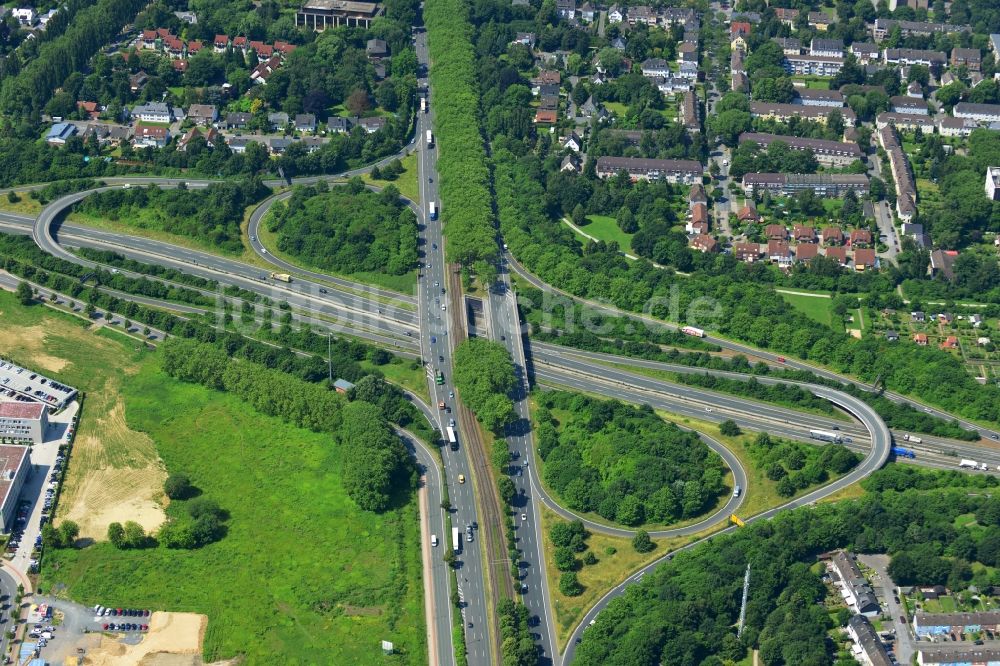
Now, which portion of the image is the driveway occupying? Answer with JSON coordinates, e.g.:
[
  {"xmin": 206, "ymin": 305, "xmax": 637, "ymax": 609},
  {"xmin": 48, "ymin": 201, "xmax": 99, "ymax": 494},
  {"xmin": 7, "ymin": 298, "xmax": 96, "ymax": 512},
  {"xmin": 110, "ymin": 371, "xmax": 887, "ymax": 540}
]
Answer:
[{"xmin": 859, "ymin": 553, "xmax": 915, "ymax": 664}]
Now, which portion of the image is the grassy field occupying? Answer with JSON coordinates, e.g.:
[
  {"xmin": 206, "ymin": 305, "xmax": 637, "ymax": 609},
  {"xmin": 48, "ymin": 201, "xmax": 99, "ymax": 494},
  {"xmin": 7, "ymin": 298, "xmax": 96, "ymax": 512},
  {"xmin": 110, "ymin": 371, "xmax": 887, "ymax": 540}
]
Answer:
[
  {"xmin": 780, "ymin": 290, "xmax": 836, "ymax": 328},
  {"xmin": 362, "ymin": 152, "xmax": 420, "ymax": 204},
  {"xmin": 604, "ymin": 102, "xmax": 628, "ymax": 117},
  {"xmin": 44, "ymin": 359, "xmax": 427, "ymax": 665},
  {"xmin": 361, "ymin": 356, "xmax": 430, "ymax": 404},
  {"xmin": 792, "ymin": 76, "xmax": 832, "ymax": 90},
  {"xmin": 0, "ymin": 191, "xmax": 44, "ymax": 216},
  {"xmin": 256, "ymin": 215, "xmax": 418, "ymax": 294},
  {"xmin": 539, "ymin": 503, "xmax": 709, "ymax": 651},
  {"xmin": 572, "ymin": 215, "xmax": 635, "ymax": 253},
  {"xmin": 0, "ymin": 291, "xmax": 168, "ymax": 540}
]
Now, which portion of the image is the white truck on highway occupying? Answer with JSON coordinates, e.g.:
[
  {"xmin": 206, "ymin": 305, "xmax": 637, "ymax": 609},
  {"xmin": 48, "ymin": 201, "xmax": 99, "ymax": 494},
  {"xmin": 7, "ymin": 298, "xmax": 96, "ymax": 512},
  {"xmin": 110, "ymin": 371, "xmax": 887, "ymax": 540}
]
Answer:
[
  {"xmin": 681, "ymin": 325, "xmax": 705, "ymax": 338},
  {"xmin": 452, "ymin": 526, "xmax": 460, "ymax": 554},
  {"xmin": 960, "ymin": 459, "xmax": 978, "ymax": 469},
  {"xmin": 426, "ymin": 130, "xmax": 433, "ymax": 147},
  {"xmin": 902, "ymin": 434, "xmax": 922, "ymax": 444},
  {"xmin": 269, "ymin": 272, "xmax": 292, "ymax": 283}
]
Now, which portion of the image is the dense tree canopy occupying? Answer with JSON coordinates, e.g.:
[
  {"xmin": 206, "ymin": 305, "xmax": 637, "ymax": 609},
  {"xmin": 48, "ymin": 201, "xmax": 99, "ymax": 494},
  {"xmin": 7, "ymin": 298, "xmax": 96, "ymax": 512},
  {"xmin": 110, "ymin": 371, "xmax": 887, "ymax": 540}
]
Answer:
[
  {"xmin": 535, "ymin": 391, "xmax": 727, "ymax": 526},
  {"xmin": 268, "ymin": 179, "xmax": 417, "ymax": 276}
]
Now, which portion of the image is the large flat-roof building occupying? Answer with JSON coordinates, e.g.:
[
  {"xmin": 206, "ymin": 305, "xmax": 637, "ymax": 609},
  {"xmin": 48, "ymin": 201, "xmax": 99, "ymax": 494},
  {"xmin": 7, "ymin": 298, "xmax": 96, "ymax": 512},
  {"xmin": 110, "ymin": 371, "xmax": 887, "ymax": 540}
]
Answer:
[
  {"xmin": 0, "ymin": 403, "xmax": 47, "ymax": 444},
  {"xmin": 742, "ymin": 173, "xmax": 869, "ymax": 198},
  {"xmin": 738, "ymin": 132, "xmax": 863, "ymax": 166},
  {"xmin": 596, "ymin": 157, "xmax": 703, "ymax": 184},
  {"xmin": 750, "ymin": 101, "xmax": 857, "ymax": 126},
  {"xmin": 918, "ymin": 648, "xmax": 1000, "ymax": 665},
  {"xmin": 0, "ymin": 445, "xmax": 29, "ymax": 533},
  {"xmin": 296, "ymin": 0, "xmax": 383, "ymax": 30},
  {"xmin": 914, "ymin": 611, "xmax": 1000, "ymax": 637},
  {"xmin": 954, "ymin": 102, "xmax": 1000, "ymax": 124}
]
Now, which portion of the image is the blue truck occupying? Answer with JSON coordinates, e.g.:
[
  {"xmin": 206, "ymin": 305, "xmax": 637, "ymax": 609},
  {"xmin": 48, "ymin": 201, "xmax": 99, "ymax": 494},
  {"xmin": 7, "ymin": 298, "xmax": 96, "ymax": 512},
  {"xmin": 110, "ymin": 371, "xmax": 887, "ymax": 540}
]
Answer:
[{"xmin": 891, "ymin": 446, "xmax": 916, "ymax": 459}]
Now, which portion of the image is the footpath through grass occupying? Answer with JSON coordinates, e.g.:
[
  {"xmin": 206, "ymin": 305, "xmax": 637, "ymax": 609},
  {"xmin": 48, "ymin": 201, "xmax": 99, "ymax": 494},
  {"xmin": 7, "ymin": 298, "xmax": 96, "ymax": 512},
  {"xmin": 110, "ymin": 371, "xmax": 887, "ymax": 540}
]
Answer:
[
  {"xmin": 780, "ymin": 290, "xmax": 836, "ymax": 328},
  {"xmin": 570, "ymin": 215, "xmax": 635, "ymax": 253},
  {"xmin": 43, "ymin": 358, "xmax": 427, "ymax": 664}
]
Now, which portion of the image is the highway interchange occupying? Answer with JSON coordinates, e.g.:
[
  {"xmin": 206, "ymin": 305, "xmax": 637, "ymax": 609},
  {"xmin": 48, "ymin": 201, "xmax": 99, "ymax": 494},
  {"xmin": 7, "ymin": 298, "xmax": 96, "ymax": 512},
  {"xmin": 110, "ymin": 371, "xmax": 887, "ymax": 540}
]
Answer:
[{"xmin": 4, "ymin": 37, "xmax": 1000, "ymax": 666}]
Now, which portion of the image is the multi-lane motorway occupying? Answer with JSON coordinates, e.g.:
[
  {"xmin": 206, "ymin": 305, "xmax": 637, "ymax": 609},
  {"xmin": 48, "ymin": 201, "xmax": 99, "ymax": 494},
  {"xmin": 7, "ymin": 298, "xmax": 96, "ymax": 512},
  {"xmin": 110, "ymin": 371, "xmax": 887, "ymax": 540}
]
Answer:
[{"xmin": 8, "ymin": 37, "xmax": 1000, "ymax": 666}]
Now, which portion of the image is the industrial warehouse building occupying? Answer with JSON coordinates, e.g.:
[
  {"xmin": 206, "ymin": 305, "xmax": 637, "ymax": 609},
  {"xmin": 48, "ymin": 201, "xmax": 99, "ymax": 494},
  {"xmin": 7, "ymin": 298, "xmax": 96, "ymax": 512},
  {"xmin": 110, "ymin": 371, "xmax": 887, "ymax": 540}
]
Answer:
[
  {"xmin": 0, "ymin": 445, "xmax": 29, "ymax": 533},
  {"xmin": 0, "ymin": 402, "xmax": 48, "ymax": 444}
]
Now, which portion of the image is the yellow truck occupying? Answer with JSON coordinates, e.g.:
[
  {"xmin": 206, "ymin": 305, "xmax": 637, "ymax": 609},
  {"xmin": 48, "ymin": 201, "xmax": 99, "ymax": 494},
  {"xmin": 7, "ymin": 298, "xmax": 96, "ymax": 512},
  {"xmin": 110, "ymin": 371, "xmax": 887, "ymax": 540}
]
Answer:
[{"xmin": 269, "ymin": 272, "xmax": 292, "ymax": 283}]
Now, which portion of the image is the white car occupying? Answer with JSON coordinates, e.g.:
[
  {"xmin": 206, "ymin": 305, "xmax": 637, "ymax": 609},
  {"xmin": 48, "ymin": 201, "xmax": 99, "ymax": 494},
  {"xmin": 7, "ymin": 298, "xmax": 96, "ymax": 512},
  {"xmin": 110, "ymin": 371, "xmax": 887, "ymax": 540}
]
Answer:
[
  {"xmin": 431, "ymin": 534, "xmax": 438, "ymax": 547},
  {"xmin": 441, "ymin": 304, "xmax": 446, "ymax": 311}
]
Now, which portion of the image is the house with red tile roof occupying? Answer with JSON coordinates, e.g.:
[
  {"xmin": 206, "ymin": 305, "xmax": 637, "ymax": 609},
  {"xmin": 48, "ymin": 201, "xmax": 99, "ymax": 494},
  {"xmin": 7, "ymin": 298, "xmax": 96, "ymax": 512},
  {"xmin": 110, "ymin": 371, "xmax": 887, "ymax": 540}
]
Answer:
[
  {"xmin": 825, "ymin": 246, "xmax": 848, "ymax": 265},
  {"xmin": 214, "ymin": 35, "xmax": 229, "ymax": 51},
  {"xmin": 734, "ymin": 242, "xmax": 762, "ymax": 262},
  {"xmin": 940, "ymin": 335, "xmax": 959, "ymax": 350},
  {"xmin": 793, "ymin": 225, "xmax": 815, "ymax": 243},
  {"xmin": 913, "ymin": 333, "xmax": 928, "ymax": 345},
  {"xmin": 765, "ymin": 224, "xmax": 787, "ymax": 240},
  {"xmin": 690, "ymin": 234, "xmax": 718, "ymax": 253},
  {"xmin": 849, "ymin": 229, "xmax": 872, "ymax": 247},
  {"xmin": 77, "ymin": 101, "xmax": 100, "ymax": 120},
  {"xmin": 795, "ymin": 242, "xmax": 819, "ymax": 262},
  {"xmin": 822, "ymin": 227, "xmax": 844, "ymax": 245},
  {"xmin": 853, "ymin": 248, "xmax": 877, "ymax": 271},
  {"xmin": 534, "ymin": 109, "xmax": 558, "ymax": 124},
  {"xmin": 737, "ymin": 201, "xmax": 760, "ymax": 222},
  {"xmin": 768, "ymin": 240, "xmax": 793, "ymax": 266}
]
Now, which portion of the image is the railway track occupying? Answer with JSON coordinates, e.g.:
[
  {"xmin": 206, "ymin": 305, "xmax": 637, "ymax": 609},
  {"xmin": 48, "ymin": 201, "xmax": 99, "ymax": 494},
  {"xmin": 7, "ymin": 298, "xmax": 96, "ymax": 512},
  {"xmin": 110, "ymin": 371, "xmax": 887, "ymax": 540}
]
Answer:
[{"xmin": 447, "ymin": 263, "xmax": 510, "ymax": 664}]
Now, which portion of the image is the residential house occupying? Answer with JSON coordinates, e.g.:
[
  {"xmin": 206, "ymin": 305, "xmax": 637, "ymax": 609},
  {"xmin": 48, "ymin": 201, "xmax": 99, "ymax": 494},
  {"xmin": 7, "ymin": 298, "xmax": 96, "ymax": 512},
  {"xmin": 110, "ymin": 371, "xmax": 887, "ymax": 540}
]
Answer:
[
  {"xmin": 607, "ymin": 4, "xmax": 623, "ymax": 23},
  {"xmin": 883, "ymin": 48, "xmax": 947, "ymax": 69},
  {"xmin": 765, "ymin": 224, "xmax": 787, "ymax": 240},
  {"xmin": 556, "ymin": 0, "xmax": 575, "ymax": 19},
  {"xmin": 186, "ymin": 104, "xmax": 218, "ymax": 126},
  {"xmin": 128, "ymin": 71, "xmax": 148, "ymax": 93},
  {"xmin": 736, "ymin": 201, "xmax": 760, "ymax": 223},
  {"xmin": 641, "ymin": 58, "xmax": 672, "ymax": 78},
  {"xmin": 534, "ymin": 109, "xmax": 558, "ymax": 125},
  {"xmin": 794, "ymin": 88, "xmax": 845, "ymax": 107},
  {"xmin": 681, "ymin": 90, "xmax": 699, "ymax": 132},
  {"xmin": 918, "ymin": 648, "xmax": 1000, "ymax": 665},
  {"xmin": 954, "ymin": 102, "xmax": 1000, "ymax": 124},
  {"xmin": 784, "ymin": 53, "xmax": 844, "ymax": 77},
  {"xmin": 595, "ymin": 157, "xmax": 703, "ymax": 184},
  {"xmin": 690, "ymin": 234, "xmax": 718, "ymax": 253},
  {"xmin": 357, "ymin": 116, "xmax": 386, "ymax": 133},
  {"xmin": 795, "ymin": 242, "xmax": 819, "ymax": 262},
  {"xmin": 911, "ymin": 311, "xmax": 926, "ymax": 322},
  {"xmin": 132, "ymin": 102, "xmax": 172, "ymax": 123},
  {"xmin": 827, "ymin": 246, "xmax": 852, "ymax": 267},
  {"xmin": 986, "ymin": 166, "xmax": 1000, "ymax": 201},
  {"xmin": 738, "ymin": 133, "xmax": 862, "ymax": 167},
  {"xmin": 803, "ymin": 12, "xmax": 828, "ymax": 30},
  {"xmin": 938, "ymin": 116, "xmax": 977, "ymax": 138},
  {"xmin": 774, "ymin": 8, "xmax": 798, "ymax": 27},
  {"xmin": 678, "ymin": 42, "xmax": 698, "ymax": 63},
  {"xmin": 560, "ymin": 154, "xmax": 581, "ymax": 172},
  {"xmin": 742, "ymin": 173, "xmax": 869, "ymax": 197},
  {"xmin": 793, "ymin": 225, "xmax": 815, "ymax": 243},
  {"xmin": 686, "ymin": 203, "xmax": 709, "ymax": 234},
  {"xmin": 885, "ymin": 330, "xmax": 900, "ymax": 342},
  {"xmin": 810, "ymin": 38, "xmax": 843, "ymax": 57},
  {"xmin": 774, "ymin": 37, "xmax": 802, "ymax": 56},
  {"xmin": 133, "ymin": 123, "xmax": 169, "ymax": 148},
  {"xmin": 829, "ymin": 551, "xmax": 881, "ymax": 616},
  {"xmin": 854, "ymin": 248, "xmax": 877, "ymax": 271},
  {"xmin": 734, "ymin": 242, "xmax": 762, "ymax": 262},
  {"xmin": 930, "ymin": 249, "xmax": 958, "ymax": 281},
  {"xmin": 578, "ymin": 3, "xmax": 595, "ymax": 22},
  {"xmin": 224, "ymin": 112, "xmax": 252, "ymax": 129},
  {"xmin": 850, "ymin": 42, "xmax": 880, "ymax": 64},
  {"xmin": 890, "ymin": 96, "xmax": 928, "ymax": 115},
  {"xmin": 76, "ymin": 101, "xmax": 100, "ymax": 120},
  {"xmin": 563, "ymin": 132, "xmax": 582, "ymax": 153},
  {"xmin": 11, "ymin": 7, "xmax": 35, "ymax": 25},
  {"xmin": 731, "ymin": 71, "xmax": 749, "ymax": 93},
  {"xmin": 875, "ymin": 111, "xmax": 935, "ymax": 132},
  {"xmin": 689, "ymin": 183, "xmax": 708, "ymax": 205},
  {"xmin": 294, "ymin": 113, "xmax": 317, "ymax": 132},
  {"xmin": 268, "ymin": 112, "xmax": 290, "ymax": 130},
  {"xmin": 730, "ymin": 21, "xmax": 751, "ymax": 37},
  {"xmin": 327, "ymin": 116, "xmax": 353, "ymax": 133},
  {"xmin": 213, "ymin": 34, "xmax": 229, "ymax": 52},
  {"xmin": 767, "ymin": 240, "xmax": 793, "ymax": 266},
  {"xmin": 847, "ymin": 616, "xmax": 893, "ymax": 666},
  {"xmin": 251, "ymin": 55, "xmax": 283, "ymax": 85},
  {"xmin": 940, "ymin": 336, "xmax": 959, "ymax": 350},
  {"xmin": 750, "ymin": 102, "xmax": 856, "ymax": 126},
  {"xmin": 177, "ymin": 126, "xmax": 219, "ymax": 151},
  {"xmin": 366, "ymin": 38, "xmax": 388, "ymax": 58},
  {"xmin": 822, "ymin": 227, "xmax": 844, "ymax": 245},
  {"xmin": 914, "ymin": 333, "xmax": 928, "ymax": 345},
  {"xmin": 873, "ymin": 18, "xmax": 968, "ymax": 41},
  {"xmin": 849, "ymin": 229, "xmax": 872, "ymax": 247},
  {"xmin": 906, "ymin": 80, "xmax": 924, "ymax": 98}
]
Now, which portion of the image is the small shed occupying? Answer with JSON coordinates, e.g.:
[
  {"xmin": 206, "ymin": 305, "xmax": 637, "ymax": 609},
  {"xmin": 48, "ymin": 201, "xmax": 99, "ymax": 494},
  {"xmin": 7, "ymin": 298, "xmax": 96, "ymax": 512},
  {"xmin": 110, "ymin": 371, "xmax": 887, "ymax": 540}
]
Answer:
[{"xmin": 333, "ymin": 379, "xmax": 355, "ymax": 394}]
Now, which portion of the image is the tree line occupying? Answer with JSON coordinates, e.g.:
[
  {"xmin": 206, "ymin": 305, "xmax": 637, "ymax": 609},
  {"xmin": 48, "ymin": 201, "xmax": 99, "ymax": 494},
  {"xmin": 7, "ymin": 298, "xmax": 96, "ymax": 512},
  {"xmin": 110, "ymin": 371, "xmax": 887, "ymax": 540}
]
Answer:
[
  {"xmin": 161, "ymin": 337, "xmax": 416, "ymax": 512},
  {"xmin": 423, "ymin": 0, "xmax": 498, "ymax": 269},
  {"xmin": 452, "ymin": 339, "xmax": 518, "ymax": 432},
  {"xmin": 76, "ymin": 179, "xmax": 270, "ymax": 254}
]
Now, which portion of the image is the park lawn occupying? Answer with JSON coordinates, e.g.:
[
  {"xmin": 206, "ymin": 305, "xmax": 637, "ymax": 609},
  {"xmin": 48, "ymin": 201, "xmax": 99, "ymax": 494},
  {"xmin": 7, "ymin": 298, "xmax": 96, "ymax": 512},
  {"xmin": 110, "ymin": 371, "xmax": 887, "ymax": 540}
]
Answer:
[
  {"xmin": 362, "ymin": 151, "xmax": 420, "ymax": 204},
  {"xmin": 363, "ymin": 356, "xmax": 430, "ymax": 404},
  {"xmin": 539, "ymin": 503, "xmax": 707, "ymax": 651},
  {"xmin": 257, "ymin": 211, "xmax": 418, "ymax": 295},
  {"xmin": 43, "ymin": 359, "xmax": 427, "ymax": 665},
  {"xmin": 573, "ymin": 215, "xmax": 635, "ymax": 253},
  {"xmin": 792, "ymin": 76, "xmax": 831, "ymax": 90},
  {"xmin": 0, "ymin": 191, "xmax": 44, "ymax": 215},
  {"xmin": 781, "ymin": 290, "xmax": 836, "ymax": 328}
]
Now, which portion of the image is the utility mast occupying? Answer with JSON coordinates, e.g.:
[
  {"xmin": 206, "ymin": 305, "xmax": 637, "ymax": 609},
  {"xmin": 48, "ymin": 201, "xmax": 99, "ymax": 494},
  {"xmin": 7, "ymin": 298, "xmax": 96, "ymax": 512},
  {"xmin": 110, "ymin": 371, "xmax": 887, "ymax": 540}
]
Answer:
[{"xmin": 737, "ymin": 562, "xmax": 751, "ymax": 638}]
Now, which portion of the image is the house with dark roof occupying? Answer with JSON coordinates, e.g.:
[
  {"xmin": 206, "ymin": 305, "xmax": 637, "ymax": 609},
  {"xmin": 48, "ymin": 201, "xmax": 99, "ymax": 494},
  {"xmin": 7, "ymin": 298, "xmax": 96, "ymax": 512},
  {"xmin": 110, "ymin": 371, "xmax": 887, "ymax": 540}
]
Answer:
[{"xmin": 847, "ymin": 615, "xmax": 893, "ymax": 666}]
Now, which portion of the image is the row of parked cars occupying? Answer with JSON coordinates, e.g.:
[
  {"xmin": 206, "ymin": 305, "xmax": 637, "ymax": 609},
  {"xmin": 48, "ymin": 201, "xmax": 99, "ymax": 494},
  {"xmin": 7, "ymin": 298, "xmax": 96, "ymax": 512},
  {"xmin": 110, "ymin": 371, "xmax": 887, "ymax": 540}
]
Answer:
[{"xmin": 94, "ymin": 606, "xmax": 151, "ymax": 633}]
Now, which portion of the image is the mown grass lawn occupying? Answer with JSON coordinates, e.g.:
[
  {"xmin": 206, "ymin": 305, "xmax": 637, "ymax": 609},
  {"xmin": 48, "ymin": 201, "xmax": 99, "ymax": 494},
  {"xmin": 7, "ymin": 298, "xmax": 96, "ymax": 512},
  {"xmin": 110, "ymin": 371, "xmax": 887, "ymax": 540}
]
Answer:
[
  {"xmin": 572, "ymin": 215, "xmax": 634, "ymax": 253},
  {"xmin": 43, "ymin": 359, "xmax": 426, "ymax": 665},
  {"xmin": 781, "ymin": 290, "xmax": 836, "ymax": 328},
  {"xmin": 362, "ymin": 151, "xmax": 421, "ymax": 204}
]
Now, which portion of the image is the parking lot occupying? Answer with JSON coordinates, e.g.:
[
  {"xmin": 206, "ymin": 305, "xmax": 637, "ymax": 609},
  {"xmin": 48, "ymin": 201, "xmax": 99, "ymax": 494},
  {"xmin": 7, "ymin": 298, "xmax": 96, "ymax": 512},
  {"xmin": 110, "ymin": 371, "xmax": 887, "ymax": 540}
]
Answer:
[
  {"xmin": 7, "ymin": 402, "xmax": 78, "ymax": 576},
  {"xmin": 18, "ymin": 596, "xmax": 152, "ymax": 664}
]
